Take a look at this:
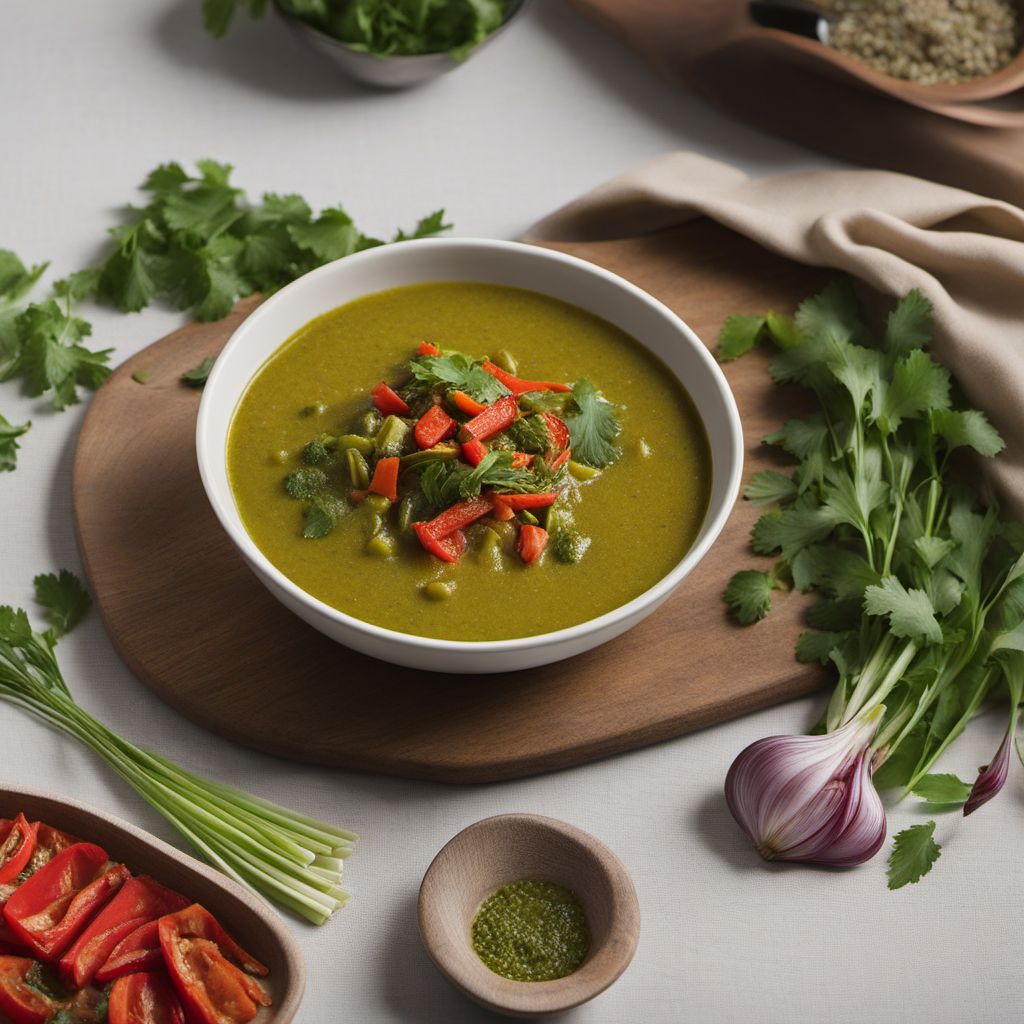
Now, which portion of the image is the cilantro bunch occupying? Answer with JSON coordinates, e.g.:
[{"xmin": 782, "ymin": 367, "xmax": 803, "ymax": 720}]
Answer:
[
  {"xmin": 722, "ymin": 281, "xmax": 1024, "ymax": 888},
  {"xmin": 205, "ymin": 0, "xmax": 512, "ymax": 60}
]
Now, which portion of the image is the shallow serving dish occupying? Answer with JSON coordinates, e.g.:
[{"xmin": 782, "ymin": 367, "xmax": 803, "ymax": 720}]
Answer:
[
  {"xmin": 0, "ymin": 786, "xmax": 305, "ymax": 1022},
  {"xmin": 418, "ymin": 814, "xmax": 640, "ymax": 1018},
  {"xmin": 196, "ymin": 237, "xmax": 743, "ymax": 674}
]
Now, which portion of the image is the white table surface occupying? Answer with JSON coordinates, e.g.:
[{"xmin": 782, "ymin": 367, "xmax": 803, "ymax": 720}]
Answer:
[{"xmin": 1, "ymin": 3, "xmax": 1018, "ymax": 1022}]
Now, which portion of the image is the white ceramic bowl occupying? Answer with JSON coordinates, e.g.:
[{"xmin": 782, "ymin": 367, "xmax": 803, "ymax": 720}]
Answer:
[{"xmin": 197, "ymin": 238, "xmax": 743, "ymax": 674}]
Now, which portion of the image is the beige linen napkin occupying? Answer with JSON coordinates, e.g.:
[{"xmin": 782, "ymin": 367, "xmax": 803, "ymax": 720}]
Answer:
[{"xmin": 528, "ymin": 152, "xmax": 1024, "ymax": 516}]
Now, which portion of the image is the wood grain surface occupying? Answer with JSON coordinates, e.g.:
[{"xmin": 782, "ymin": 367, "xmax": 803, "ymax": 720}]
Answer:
[{"xmin": 72, "ymin": 223, "xmax": 829, "ymax": 783}]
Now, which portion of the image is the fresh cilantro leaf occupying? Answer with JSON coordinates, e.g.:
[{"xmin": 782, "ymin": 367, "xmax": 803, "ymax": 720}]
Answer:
[
  {"xmin": 790, "ymin": 545, "xmax": 878, "ymax": 599},
  {"xmin": 762, "ymin": 415, "xmax": 829, "ymax": 461},
  {"xmin": 302, "ymin": 502, "xmax": 335, "ymax": 539},
  {"xmin": 794, "ymin": 279, "xmax": 864, "ymax": 346},
  {"xmin": 795, "ymin": 630, "xmax": 846, "ymax": 664},
  {"xmin": 863, "ymin": 576, "xmax": 943, "ymax": 644},
  {"xmin": 565, "ymin": 379, "xmax": 621, "ymax": 468},
  {"xmin": 288, "ymin": 208, "xmax": 358, "ymax": 262},
  {"xmin": 723, "ymin": 570, "xmax": 778, "ymax": 624},
  {"xmin": 718, "ymin": 315, "xmax": 765, "ymax": 361},
  {"xmin": 0, "ymin": 414, "xmax": 30, "ymax": 472},
  {"xmin": 911, "ymin": 773, "xmax": 971, "ymax": 806},
  {"xmin": 751, "ymin": 506, "xmax": 841, "ymax": 559},
  {"xmin": 394, "ymin": 210, "xmax": 453, "ymax": 241},
  {"xmin": 932, "ymin": 408, "xmax": 1004, "ymax": 458},
  {"xmin": 743, "ymin": 470, "xmax": 797, "ymax": 505},
  {"xmin": 884, "ymin": 289, "xmax": 932, "ymax": 356},
  {"xmin": 408, "ymin": 354, "xmax": 509, "ymax": 405},
  {"xmin": 33, "ymin": 570, "xmax": 90, "ymax": 637},
  {"xmin": 872, "ymin": 349, "xmax": 951, "ymax": 433},
  {"xmin": 0, "ymin": 250, "xmax": 48, "ymax": 304},
  {"xmin": 181, "ymin": 356, "xmax": 216, "ymax": 388},
  {"xmin": 914, "ymin": 536, "xmax": 954, "ymax": 570},
  {"xmin": 887, "ymin": 821, "xmax": 940, "ymax": 889}
]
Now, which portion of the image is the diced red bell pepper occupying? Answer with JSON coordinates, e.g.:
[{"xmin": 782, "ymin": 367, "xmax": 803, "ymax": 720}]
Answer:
[
  {"xmin": 109, "ymin": 970, "xmax": 187, "ymax": 1024},
  {"xmin": 60, "ymin": 875, "xmax": 188, "ymax": 989},
  {"xmin": 451, "ymin": 390, "xmax": 487, "ymax": 417},
  {"xmin": 367, "ymin": 456, "xmax": 400, "ymax": 502},
  {"xmin": 414, "ymin": 405, "xmax": 456, "ymax": 449},
  {"xmin": 460, "ymin": 439, "xmax": 488, "ymax": 467},
  {"xmin": 496, "ymin": 492, "xmax": 558, "ymax": 510},
  {"xmin": 0, "ymin": 817, "xmax": 38, "ymax": 885},
  {"xmin": 517, "ymin": 525, "xmax": 549, "ymax": 565},
  {"xmin": 417, "ymin": 341, "xmax": 440, "ymax": 356},
  {"xmin": 413, "ymin": 524, "xmax": 467, "ymax": 563},
  {"xmin": 371, "ymin": 381, "xmax": 410, "ymax": 417},
  {"xmin": 419, "ymin": 498, "xmax": 493, "ymax": 540},
  {"xmin": 481, "ymin": 360, "xmax": 572, "ymax": 395},
  {"xmin": 0, "ymin": 956, "xmax": 61, "ymax": 1024},
  {"xmin": 159, "ymin": 905, "xmax": 270, "ymax": 1024},
  {"xmin": 3, "ymin": 844, "xmax": 129, "ymax": 961},
  {"xmin": 511, "ymin": 452, "xmax": 534, "ymax": 469},
  {"xmin": 549, "ymin": 448, "xmax": 572, "ymax": 472},
  {"xmin": 95, "ymin": 919, "xmax": 161, "ymax": 982},
  {"xmin": 543, "ymin": 413, "xmax": 571, "ymax": 452},
  {"xmin": 463, "ymin": 395, "xmax": 518, "ymax": 442},
  {"xmin": 491, "ymin": 497, "xmax": 515, "ymax": 522}
]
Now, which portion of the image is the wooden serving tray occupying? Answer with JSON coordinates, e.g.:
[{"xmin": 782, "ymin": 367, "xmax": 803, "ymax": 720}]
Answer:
[{"xmin": 72, "ymin": 223, "xmax": 826, "ymax": 782}]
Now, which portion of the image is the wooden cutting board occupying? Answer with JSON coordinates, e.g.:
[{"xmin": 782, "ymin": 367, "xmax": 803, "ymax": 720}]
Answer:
[{"xmin": 72, "ymin": 222, "xmax": 828, "ymax": 783}]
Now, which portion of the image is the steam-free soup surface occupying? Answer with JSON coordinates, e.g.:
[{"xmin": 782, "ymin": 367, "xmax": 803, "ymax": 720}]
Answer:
[{"xmin": 227, "ymin": 282, "xmax": 711, "ymax": 641}]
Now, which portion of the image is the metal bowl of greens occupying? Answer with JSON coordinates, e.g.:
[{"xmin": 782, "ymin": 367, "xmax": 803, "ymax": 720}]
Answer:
[{"xmin": 273, "ymin": 0, "xmax": 528, "ymax": 89}]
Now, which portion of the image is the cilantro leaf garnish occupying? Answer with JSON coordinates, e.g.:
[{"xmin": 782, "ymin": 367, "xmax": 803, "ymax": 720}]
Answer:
[
  {"xmin": 181, "ymin": 356, "xmax": 217, "ymax": 388},
  {"xmin": 723, "ymin": 570, "xmax": 780, "ymax": 625},
  {"xmin": 0, "ymin": 414, "xmax": 30, "ymax": 473},
  {"xmin": 564, "ymin": 379, "xmax": 621, "ymax": 469},
  {"xmin": 887, "ymin": 822, "xmax": 941, "ymax": 890},
  {"xmin": 418, "ymin": 450, "xmax": 540, "ymax": 510},
  {"xmin": 408, "ymin": 353, "xmax": 509, "ymax": 405},
  {"xmin": 33, "ymin": 570, "xmax": 90, "ymax": 637}
]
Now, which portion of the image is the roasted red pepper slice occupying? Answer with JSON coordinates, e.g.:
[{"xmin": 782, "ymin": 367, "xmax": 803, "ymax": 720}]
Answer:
[
  {"xmin": 549, "ymin": 448, "xmax": 572, "ymax": 472},
  {"xmin": 60, "ymin": 875, "xmax": 188, "ymax": 989},
  {"xmin": 367, "ymin": 456, "xmax": 400, "ymax": 502},
  {"xmin": 417, "ymin": 341, "xmax": 440, "ymax": 356},
  {"xmin": 109, "ymin": 970, "xmax": 187, "ymax": 1024},
  {"xmin": 543, "ymin": 413, "xmax": 571, "ymax": 452},
  {"xmin": 0, "ymin": 956, "xmax": 61, "ymax": 1024},
  {"xmin": 496, "ymin": 492, "xmax": 558, "ymax": 510},
  {"xmin": 511, "ymin": 452, "xmax": 534, "ymax": 469},
  {"xmin": 0, "ymin": 817, "xmax": 39, "ymax": 886},
  {"xmin": 413, "ymin": 524, "xmax": 467, "ymax": 563},
  {"xmin": 491, "ymin": 497, "xmax": 515, "ymax": 522},
  {"xmin": 481, "ymin": 360, "xmax": 572, "ymax": 395},
  {"xmin": 517, "ymin": 524, "xmax": 549, "ymax": 565},
  {"xmin": 451, "ymin": 390, "xmax": 487, "ymax": 416},
  {"xmin": 460, "ymin": 439, "xmax": 487, "ymax": 467},
  {"xmin": 371, "ymin": 381, "xmax": 410, "ymax": 417},
  {"xmin": 95, "ymin": 919, "xmax": 161, "ymax": 982},
  {"xmin": 414, "ymin": 405, "xmax": 456, "ymax": 449},
  {"xmin": 418, "ymin": 498, "xmax": 493, "ymax": 540},
  {"xmin": 159, "ymin": 905, "xmax": 270, "ymax": 1024},
  {"xmin": 463, "ymin": 395, "xmax": 518, "ymax": 442},
  {"xmin": 3, "ymin": 844, "xmax": 128, "ymax": 961}
]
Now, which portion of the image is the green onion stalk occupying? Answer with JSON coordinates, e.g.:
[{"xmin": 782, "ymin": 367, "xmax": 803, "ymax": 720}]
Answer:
[
  {"xmin": 0, "ymin": 602, "xmax": 354, "ymax": 924},
  {"xmin": 721, "ymin": 283, "xmax": 1024, "ymax": 884}
]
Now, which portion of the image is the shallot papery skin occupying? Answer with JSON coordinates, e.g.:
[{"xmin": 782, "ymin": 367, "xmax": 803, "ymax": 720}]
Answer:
[
  {"xmin": 725, "ymin": 712, "xmax": 887, "ymax": 867},
  {"xmin": 964, "ymin": 725, "xmax": 1014, "ymax": 816}
]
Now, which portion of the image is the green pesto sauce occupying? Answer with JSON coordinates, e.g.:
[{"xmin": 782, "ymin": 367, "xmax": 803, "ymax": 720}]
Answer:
[
  {"xmin": 227, "ymin": 281, "xmax": 712, "ymax": 641},
  {"xmin": 471, "ymin": 879, "xmax": 590, "ymax": 982}
]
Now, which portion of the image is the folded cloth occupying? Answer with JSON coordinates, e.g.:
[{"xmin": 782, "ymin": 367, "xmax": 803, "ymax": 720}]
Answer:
[{"xmin": 528, "ymin": 152, "xmax": 1024, "ymax": 515}]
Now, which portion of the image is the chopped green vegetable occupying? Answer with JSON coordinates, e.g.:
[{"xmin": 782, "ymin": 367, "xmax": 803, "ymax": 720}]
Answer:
[
  {"xmin": 551, "ymin": 527, "xmax": 590, "ymax": 564},
  {"xmin": 408, "ymin": 353, "xmax": 509, "ymax": 405},
  {"xmin": 302, "ymin": 437, "xmax": 334, "ymax": 465},
  {"xmin": 0, "ymin": 413, "xmax": 30, "ymax": 473},
  {"xmin": 181, "ymin": 356, "xmax": 216, "ymax": 388},
  {"xmin": 284, "ymin": 466, "xmax": 328, "ymax": 500},
  {"xmin": 723, "ymin": 569, "xmax": 782, "ymax": 625},
  {"xmin": 564, "ymin": 379, "xmax": 621, "ymax": 468},
  {"xmin": 418, "ymin": 450, "xmax": 538, "ymax": 509},
  {"xmin": 302, "ymin": 502, "xmax": 335, "ymax": 539},
  {"xmin": 131, "ymin": 368, "xmax": 153, "ymax": 385},
  {"xmin": 503, "ymin": 415, "xmax": 550, "ymax": 454},
  {"xmin": 887, "ymin": 821, "xmax": 941, "ymax": 890}
]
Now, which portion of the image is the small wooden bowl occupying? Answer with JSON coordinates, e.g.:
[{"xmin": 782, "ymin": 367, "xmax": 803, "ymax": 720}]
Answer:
[
  {"xmin": 0, "ymin": 786, "xmax": 306, "ymax": 1022},
  {"xmin": 418, "ymin": 814, "xmax": 640, "ymax": 1018}
]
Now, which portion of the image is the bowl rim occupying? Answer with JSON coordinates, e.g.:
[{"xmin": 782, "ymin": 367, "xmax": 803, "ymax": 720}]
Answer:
[{"xmin": 196, "ymin": 236, "xmax": 743, "ymax": 655}]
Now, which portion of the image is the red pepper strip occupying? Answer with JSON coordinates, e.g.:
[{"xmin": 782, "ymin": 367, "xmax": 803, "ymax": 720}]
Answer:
[
  {"xmin": 95, "ymin": 919, "xmax": 162, "ymax": 982},
  {"xmin": 450, "ymin": 390, "xmax": 486, "ymax": 417},
  {"xmin": 517, "ymin": 525, "xmax": 549, "ymax": 565},
  {"xmin": 109, "ymin": 971, "xmax": 186, "ymax": 1024},
  {"xmin": 371, "ymin": 381, "xmax": 410, "ymax": 417},
  {"xmin": 0, "ymin": 955, "xmax": 61, "ymax": 1024},
  {"xmin": 368, "ymin": 456, "xmax": 400, "ymax": 502},
  {"xmin": 421, "ymin": 497, "xmax": 493, "ymax": 539},
  {"xmin": 463, "ymin": 395, "xmax": 518, "ymax": 442},
  {"xmin": 496, "ymin": 492, "xmax": 558, "ymax": 511},
  {"xmin": 159, "ymin": 905, "xmax": 270, "ymax": 1024},
  {"xmin": 413, "ymin": 524, "xmax": 468, "ymax": 563},
  {"xmin": 481, "ymin": 360, "xmax": 572, "ymax": 394},
  {"xmin": 491, "ymin": 497, "xmax": 515, "ymax": 522},
  {"xmin": 460, "ymin": 439, "xmax": 487, "ymax": 467},
  {"xmin": 414, "ymin": 405, "xmax": 456, "ymax": 449},
  {"xmin": 0, "ymin": 816, "xmax": 38, "ymax": 886},
  {"xmin": 417, "ymin": 341, "xmax": 440, "ymax": 356},
  {"xmin": 543, "ymin": 413, "xmax": 571, "ymax": 452},
  {"xmin": 549, "ymin": 448, "xmax": 572, "ymax": 472},
  {"xmin": 511, "ymin": 452, "xmax": 534, "ymax": 469},
  {"xmin": 3, "ymin": 844, "xmax": 128, "ymax": 961},
  {"xmin": 60, "ymin": 875, "xmax": 188, "ymax": 989}
]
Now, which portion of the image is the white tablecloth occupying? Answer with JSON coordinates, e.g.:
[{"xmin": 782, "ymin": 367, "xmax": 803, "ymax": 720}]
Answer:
[{"xmin": 1, "ymin": 3, "xmax": 1017, "ymax": 1021}]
